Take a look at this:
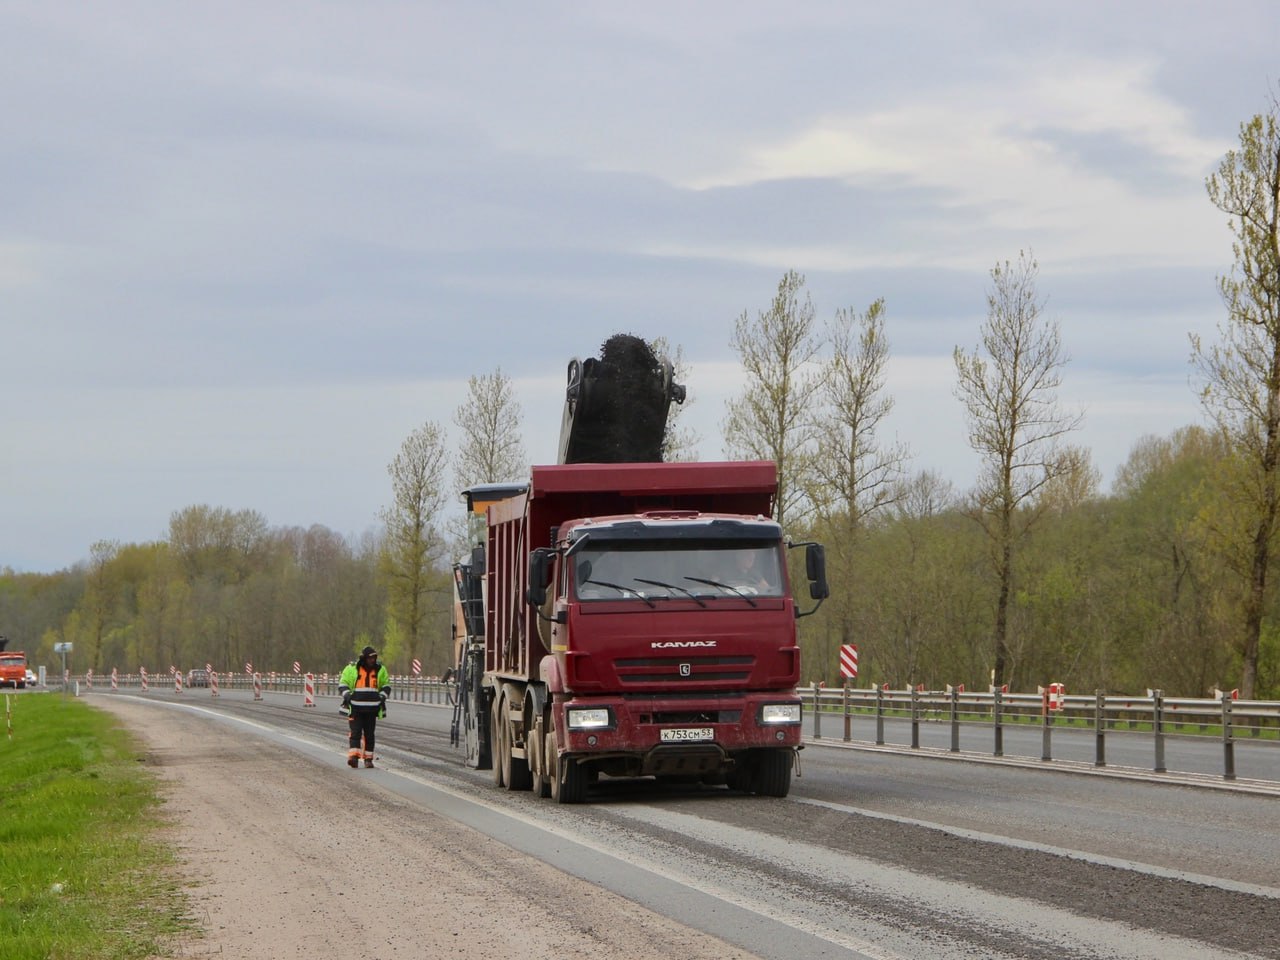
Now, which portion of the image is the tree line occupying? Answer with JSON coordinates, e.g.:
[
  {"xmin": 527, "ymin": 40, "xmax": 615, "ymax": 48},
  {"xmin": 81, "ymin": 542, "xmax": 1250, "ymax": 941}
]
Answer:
[{"xmin": 2, "ymin": 95, "xmax": 1277, "ymax": 699}]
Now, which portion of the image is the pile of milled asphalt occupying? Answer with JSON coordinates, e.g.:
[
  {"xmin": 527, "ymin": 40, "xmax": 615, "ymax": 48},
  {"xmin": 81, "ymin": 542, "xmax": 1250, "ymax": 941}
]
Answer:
[{"xmin": 567, "ymin": 333, "xmax": 670, "ymax": 463}]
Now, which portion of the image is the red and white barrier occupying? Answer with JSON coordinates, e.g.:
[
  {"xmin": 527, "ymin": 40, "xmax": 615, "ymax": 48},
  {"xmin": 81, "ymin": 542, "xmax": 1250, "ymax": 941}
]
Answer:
[
  {"xmin": 1047, "ymin": 682, "xmax": 1065, "ymax": 711},
  {"xmin": 253, "ymin": 672, "xmax": 263, "ymax": 701},
  {"xmin": 304, "ymin": 672, "xmax": 316, "ymax": 707},
  {"xmin": 140, "ymin": 667, "xmax": 149, "ymax": 693},
  {"xmin": 111, "ymin": 667, "xmax": 118, "ymax": 692},
  {"xmin": 174, "ymin": 671, "xmax": 183, "ymax": 694},
  {"xmin": 210, "ymin": 671, "xmax": 219, "ymax": 698}
]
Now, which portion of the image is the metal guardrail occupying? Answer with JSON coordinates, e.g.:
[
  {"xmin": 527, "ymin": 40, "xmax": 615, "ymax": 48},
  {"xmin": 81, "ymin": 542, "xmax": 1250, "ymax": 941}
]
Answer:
[
  {"xmin": 68, "ymin": 671, "xmax": 1277, "ymax": 783},
  {"xmin": 801, "ymin": 685, "xmax": 1280, "ymax": 782},
  {"xmin": 72, "ymin": 671, "xmax": 455, "ymax": 705}
]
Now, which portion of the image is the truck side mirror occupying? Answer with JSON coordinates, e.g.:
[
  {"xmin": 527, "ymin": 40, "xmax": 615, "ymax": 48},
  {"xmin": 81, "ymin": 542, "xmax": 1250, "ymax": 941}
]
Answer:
[
  {"xmin": 806, "ymin": 543, "xmax": 830, "ymax": 601},
  {"xmin": 526, "ymin": 547, "xmax": 553, "ymax": 608},
  {"xmin": 788, "ymin": 540, "xmax": 828, "ymax": 618}
]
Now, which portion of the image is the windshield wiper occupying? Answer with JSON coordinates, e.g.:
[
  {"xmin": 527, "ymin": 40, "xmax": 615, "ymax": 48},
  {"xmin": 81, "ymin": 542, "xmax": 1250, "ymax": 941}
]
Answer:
[
  {"xmin": 683, "ymin": 576, "xmax": 758, "ymax": 607},
  {"xmin": 635, "ymin": 578, "xmax": 708, "ymax": 607},
  {"xmin": 582, "ymin": 578, "xmax": 656, "ymax": 608}
]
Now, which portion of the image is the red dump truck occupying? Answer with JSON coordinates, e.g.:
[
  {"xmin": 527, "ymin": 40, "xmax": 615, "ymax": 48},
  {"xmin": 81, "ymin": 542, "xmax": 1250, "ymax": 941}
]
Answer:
[
  {"xmin": 0, "ymin": 636, "xmax": 28, "ymax": 688},
  {"xmin": 450, "ymin": 337, "xmax": 828, "ymax": 802}
]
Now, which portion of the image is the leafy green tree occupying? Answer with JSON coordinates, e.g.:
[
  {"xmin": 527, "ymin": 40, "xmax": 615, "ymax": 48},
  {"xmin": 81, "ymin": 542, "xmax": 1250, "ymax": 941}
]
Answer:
[
  {"xmin": 1190, "ymin": 95, "xmax": 1280, "ymax": 698},
  {"xmin": 954, "ymin": 252, "xmax": 1084, "ymax": 689},
  {"xmin": 1106, "ymin": 427, "xmax": 1235, "ymax": 694},
  {"xmin": 804, "ymin": 297, "xmax": 908, "ymax": 685},
  {"xmin": 381, "ymin": 422, "xmax": 450, "ymax": 672}
]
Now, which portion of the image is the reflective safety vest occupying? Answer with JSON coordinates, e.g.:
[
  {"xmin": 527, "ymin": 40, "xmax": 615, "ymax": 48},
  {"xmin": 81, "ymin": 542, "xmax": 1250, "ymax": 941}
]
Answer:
[{"xmin": 339, "ymin": 661, "xmax": 390, "ymax": 712}]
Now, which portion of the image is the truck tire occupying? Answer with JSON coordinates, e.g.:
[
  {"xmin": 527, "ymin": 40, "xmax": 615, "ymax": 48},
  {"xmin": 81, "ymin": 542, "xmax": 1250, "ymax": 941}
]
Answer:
[
  {"xmin": 463, "ymin": 667, "xmax": 491, "ymax": 770},
  {"xmin": 531, "ymin": 716, "xmax": 551, "ymax": 798},
  {"xmin": 491, "ymin": 698, "xmax": 507, "ymax": 788},
  {"xmin": 500, "ymin": 695, "xmax": 532, "ymax": 792},
  {"xmin": 753, "ymin": 749, "xmax": 793, "ymax": 797},
  {"xmin": 547, "ymin": 730, "xmax": 587, "ymax": 804}
]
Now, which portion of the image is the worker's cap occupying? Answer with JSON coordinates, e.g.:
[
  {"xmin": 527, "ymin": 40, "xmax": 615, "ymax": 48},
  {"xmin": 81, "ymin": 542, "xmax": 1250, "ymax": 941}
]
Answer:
[{"xmin": 360, "ymin": 645, "xmax": 377, "ymax": 658}]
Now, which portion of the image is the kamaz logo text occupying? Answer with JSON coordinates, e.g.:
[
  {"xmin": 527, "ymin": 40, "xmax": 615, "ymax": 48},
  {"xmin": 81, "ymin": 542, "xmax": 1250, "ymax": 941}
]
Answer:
[{"xmin": 651, "ymin": 640, "xmax": 717, "ymax": 649}]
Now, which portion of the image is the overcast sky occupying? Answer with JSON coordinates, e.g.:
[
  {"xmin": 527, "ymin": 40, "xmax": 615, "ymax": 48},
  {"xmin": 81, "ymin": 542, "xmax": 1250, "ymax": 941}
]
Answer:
[{"xmin": 4, "ymin": 2, "xmax": 1278, "ymax": 573}]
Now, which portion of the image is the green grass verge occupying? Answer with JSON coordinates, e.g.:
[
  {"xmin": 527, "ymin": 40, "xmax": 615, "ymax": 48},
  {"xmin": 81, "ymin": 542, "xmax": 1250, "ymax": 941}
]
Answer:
[{"xmin": 0, "ymin": 693, "xmax": 194, "ymax": 959}]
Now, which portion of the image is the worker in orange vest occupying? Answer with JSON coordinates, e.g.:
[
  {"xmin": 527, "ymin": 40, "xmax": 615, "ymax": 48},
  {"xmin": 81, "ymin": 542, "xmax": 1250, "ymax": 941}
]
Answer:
[{"xmin": 338, "ymin": 645, "xmax": 390, "ymax": 768}]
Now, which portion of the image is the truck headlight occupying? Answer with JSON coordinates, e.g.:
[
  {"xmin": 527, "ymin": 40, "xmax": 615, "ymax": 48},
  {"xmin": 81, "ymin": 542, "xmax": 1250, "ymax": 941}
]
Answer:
[
  {"xmin": 567, "ymin": 707, "xmax": 612, "ymax": 729},
  {"xmin": 759, "ymin": 703, "xmax": 801, "ymax": 725}
]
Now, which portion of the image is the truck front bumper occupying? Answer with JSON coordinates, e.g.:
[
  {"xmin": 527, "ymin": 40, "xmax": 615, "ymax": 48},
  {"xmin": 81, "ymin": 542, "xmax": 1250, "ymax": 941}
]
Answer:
[{"xmin": 554, "ymin": 692, "xmax": 802, "ymax": 765}]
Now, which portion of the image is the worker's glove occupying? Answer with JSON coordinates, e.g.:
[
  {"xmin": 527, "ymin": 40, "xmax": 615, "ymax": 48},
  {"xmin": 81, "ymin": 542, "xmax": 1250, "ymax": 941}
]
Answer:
[
  {"xmin": 379, "ymin": 695, "xmax": 388, "ymax": 719},
  {"xmin": 339, "ymin": 703, "xmax": 351, "ymax": 717},
  {"xmin": 342, "ymin": 692, "xmax": 351, "ymax": 709}
]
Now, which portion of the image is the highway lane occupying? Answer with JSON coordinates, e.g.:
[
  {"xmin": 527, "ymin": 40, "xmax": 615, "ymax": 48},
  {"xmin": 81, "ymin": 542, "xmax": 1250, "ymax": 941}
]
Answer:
[{"xmin": 92, "ymin": 688, "xmax": 1280, "ymax": 960}]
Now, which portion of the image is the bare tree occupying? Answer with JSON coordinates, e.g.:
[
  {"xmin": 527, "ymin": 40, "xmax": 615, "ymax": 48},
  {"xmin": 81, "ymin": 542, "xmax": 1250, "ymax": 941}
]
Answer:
[
  {"xmin": 954, "ymin": 252, "xmax": 1083, "ymax": 689},
  {"xmin": 452, "ymin": 367, "xmax": 527, "ymax": 489},
  {"xmin": 650, "ymin": 336, "xmax": 700, "ymax": 462},
  {"xmin": 723, "ymin": 269, "xmax": 823, "ymax": 528},
  {"xmin": 1191, "ymin": 93, "xmax": 1280, "ymax": 698},
  {"xmin": 381, "ymin": 421, "xmax": 450, "ymax": 671},
  {"xmin": 82, "ymin": 539, "xmax": 119, "ymax": 673},
  {"xmin": 809, "ymin": 297, "xmax": 909, "ymax": 531}
]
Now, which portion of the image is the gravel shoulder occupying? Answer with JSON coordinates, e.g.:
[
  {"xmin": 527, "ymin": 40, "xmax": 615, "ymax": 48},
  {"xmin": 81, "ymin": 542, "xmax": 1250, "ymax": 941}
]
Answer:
[{"xmin": 92, "ymin": 698, "xmax": 758, "ymax": 960}]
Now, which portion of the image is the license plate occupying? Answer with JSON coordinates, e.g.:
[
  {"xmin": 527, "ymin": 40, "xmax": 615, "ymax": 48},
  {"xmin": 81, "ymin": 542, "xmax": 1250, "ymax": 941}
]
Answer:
[{"xmin": 660, "ymin": 727, "xmax": 714, "ymax": 743}]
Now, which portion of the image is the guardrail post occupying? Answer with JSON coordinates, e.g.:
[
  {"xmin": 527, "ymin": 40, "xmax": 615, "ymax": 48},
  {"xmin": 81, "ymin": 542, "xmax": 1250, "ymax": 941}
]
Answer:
[
  {"xmin": 1094, "ymin": 690, "xmax": 1106, "ymax": 767},
  {"xmin": 910, "ymin": 686, "xmax": 920, "ymax": 749},
  {"xmin": 813, "ymin": 685, "xmax": 822, "ymax": 740},
  {"xmin": 842, "ymin": 681, "xmax": 851, "ymax": 742},
  {"xmin": 993, "ymin": 687, "xmax": 1004, "ymax": 757},
  {"xmin": 1222, "ymin": 691, "xmax": 1236, "ymax": 781},
  {"xmin": 1041, "ymin": 688, "xmax": 1052, "ymax": 762},
  {"xmin": 875, "ymin": 686, "xmax": 885, "ymax": 745},
  {"xmin": 949, "ymin": 687, "xmax": 960, "ymax": 753},
  {"xmin": 1152, "ymin": 689, "xmax": 1166, "ymax": 773}
]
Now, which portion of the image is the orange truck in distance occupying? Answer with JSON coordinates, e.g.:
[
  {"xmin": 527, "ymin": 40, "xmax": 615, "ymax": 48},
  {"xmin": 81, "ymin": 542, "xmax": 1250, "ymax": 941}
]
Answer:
[{"xmin": 0, "ymin": 635, "xmax": 28, "ymax": 688}]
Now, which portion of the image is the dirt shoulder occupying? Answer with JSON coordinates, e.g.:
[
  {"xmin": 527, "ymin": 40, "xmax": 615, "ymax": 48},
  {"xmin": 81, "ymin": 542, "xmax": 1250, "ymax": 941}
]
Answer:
[{"xmin": 92, "ymin": 698, "xmax": 756, "ymax": 960}]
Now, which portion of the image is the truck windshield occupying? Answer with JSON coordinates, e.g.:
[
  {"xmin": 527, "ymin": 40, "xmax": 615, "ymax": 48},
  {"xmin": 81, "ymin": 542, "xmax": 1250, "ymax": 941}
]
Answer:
[{"xmin": 572, "ymin": 541, "xmax": 783, "ymax": 602}]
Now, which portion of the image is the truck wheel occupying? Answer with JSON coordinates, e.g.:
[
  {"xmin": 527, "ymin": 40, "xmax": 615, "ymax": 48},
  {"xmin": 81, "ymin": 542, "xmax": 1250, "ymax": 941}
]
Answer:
[
  {"xmin": 547, "ymin": 730, "xmax": 587, "ymax": 804},
  {"xmin": 501, "ymin": 697, "xmax": 532, "ymax": 792},
  {"xmin": 491, "ymin": 697, "xmax": 507, "ymax": 787},
  {"xmin": 531, "ymin": 716, "xmax": 551, "ymax": 798},
  {"xmin": 753, "ymin": 749, "xmax": 793, "ymax": 797}
]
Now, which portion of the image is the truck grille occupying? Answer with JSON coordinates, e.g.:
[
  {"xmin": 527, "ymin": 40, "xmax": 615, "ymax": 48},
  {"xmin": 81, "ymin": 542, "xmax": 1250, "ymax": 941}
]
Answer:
[{"xmin": 614, "ymin": 654, "xmax": 753, "ymax": 684}]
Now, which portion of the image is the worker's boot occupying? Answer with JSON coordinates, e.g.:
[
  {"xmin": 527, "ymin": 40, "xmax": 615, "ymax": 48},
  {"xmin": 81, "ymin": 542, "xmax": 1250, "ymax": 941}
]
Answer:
[
  {"xmin": 347, "ymin": 752, "xmax": 359, "ymax": 768},
  {"xmin": 364, "ymin": 757, "xmax": 375, "ymax": 768}
]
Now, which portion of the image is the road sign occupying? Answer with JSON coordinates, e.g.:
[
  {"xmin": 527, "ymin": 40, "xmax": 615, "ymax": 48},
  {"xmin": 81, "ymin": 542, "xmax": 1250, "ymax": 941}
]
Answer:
[
  {"xmin": 54, "ymin": 642, "xmax": 73, "ymax": 653},
  {"xmin": 839, "ymin": 644, "xmax": 858, "ymax": 679},
  {"xmin": 411, "ymin": 658, "xmax": 422, "ymax": 676},
  {"xmin": 293, "ymin": 661, "xmax": 301, "ymax": 674}
]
